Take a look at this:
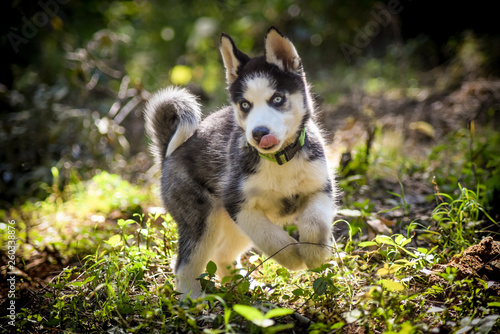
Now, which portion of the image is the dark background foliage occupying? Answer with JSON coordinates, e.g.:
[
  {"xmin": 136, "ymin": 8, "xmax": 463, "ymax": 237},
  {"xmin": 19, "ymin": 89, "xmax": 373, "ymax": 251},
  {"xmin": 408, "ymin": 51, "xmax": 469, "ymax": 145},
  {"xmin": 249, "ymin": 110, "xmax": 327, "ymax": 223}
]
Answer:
[{"xmin": 1, "ymin": 0, "xmax": 499, "ymax": 207}]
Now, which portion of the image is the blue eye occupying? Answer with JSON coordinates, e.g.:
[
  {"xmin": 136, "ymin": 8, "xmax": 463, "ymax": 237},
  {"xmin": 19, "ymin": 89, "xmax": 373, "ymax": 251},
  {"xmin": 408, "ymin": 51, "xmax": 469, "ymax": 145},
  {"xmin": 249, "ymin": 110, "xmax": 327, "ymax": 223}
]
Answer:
[
  {"xmin": 271, "ymin": 94, "xmax": 285, "ymax": 106},
  {"xmin": 240, "ymin": 100, "xmax": 251, "ymax": 112}
]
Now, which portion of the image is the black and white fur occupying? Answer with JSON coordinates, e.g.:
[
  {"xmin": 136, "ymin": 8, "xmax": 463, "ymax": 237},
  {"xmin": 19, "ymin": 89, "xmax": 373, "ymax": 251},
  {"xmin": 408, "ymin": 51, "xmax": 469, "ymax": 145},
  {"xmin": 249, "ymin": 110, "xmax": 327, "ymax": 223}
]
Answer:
[{"xmin": 144, "ymin": 27, "xmax": 337, "ymax": 298}]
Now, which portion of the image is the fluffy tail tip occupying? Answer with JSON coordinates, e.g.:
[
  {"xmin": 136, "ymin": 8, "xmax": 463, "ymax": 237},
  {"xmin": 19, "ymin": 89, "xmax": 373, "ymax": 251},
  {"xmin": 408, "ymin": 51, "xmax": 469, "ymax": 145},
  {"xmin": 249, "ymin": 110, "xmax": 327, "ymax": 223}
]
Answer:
[{"xmin": 144, "ymin": 87, "xmax": 201, "ymax": 164}]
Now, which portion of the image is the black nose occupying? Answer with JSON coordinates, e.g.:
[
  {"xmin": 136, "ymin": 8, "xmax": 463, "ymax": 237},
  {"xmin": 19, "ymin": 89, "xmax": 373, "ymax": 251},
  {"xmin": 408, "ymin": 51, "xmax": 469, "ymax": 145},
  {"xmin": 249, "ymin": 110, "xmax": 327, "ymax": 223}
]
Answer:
[{"xmin": 252, "ymin": 126, "xmax": 270, "ymax": 143}]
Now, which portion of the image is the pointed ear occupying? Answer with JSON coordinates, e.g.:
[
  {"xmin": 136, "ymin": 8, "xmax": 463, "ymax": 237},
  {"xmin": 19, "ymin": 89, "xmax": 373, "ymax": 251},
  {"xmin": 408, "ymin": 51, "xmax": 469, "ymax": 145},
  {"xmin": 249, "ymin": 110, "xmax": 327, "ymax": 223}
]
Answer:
[
  {"xmin": 220, "ymin": 33, "xmax": 250, "ymax": 85},
  {"xmin": 265, "ymin": 27, "xmax": 302, "ymax": 73}
]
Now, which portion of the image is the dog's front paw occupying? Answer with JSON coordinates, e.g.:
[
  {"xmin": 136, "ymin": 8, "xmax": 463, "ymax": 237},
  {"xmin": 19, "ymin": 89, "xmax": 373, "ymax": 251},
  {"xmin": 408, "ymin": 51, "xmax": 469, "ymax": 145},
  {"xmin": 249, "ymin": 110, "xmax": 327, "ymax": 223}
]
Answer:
[
  {"xmin": 298, "ymin": 238, "xmax": 332, "ymax": 269},
  {"xmin": 273, "ymin": 243, "xmax": 307, "ymax": 271}
]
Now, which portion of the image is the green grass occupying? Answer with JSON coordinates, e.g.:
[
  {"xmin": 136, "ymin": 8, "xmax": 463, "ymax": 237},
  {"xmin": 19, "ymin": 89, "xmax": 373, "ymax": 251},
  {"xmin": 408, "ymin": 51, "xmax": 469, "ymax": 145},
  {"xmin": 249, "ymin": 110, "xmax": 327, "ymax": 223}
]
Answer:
[{"xmin": 1, "ymin": 126, "xmax": 499, "ymax": 333}]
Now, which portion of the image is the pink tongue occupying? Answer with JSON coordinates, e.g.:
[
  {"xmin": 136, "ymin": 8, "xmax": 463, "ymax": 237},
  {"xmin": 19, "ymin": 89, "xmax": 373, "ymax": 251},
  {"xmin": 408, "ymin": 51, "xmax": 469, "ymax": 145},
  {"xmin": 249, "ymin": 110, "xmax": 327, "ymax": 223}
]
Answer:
[{"xmin": 259, "ymin": 134, "xmax": 279, "ymax": 149}]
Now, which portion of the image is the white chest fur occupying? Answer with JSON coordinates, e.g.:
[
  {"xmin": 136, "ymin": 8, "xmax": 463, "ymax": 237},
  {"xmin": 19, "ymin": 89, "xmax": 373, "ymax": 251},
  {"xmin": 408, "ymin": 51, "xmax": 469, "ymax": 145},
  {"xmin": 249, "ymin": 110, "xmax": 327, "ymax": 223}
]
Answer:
[{"xmin": 242, "ymin": 156, "xmax": 329, "ymax": 224}]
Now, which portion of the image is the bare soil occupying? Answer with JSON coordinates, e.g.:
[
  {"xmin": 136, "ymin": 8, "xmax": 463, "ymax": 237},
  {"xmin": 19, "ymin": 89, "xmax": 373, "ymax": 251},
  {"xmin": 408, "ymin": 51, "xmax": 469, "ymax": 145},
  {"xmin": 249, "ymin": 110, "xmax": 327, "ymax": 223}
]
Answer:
[{"xmin": 430, "ymin": 237, "xmax": 500, "ymax": 295}]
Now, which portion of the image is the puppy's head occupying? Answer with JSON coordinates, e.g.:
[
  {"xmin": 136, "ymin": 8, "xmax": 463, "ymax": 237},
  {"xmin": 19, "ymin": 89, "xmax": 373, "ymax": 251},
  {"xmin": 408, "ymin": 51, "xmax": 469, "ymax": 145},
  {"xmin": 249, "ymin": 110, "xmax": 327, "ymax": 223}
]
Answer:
[{"xmin": 220, "ymin": 27, "xmax": 312, "ymax": 153}]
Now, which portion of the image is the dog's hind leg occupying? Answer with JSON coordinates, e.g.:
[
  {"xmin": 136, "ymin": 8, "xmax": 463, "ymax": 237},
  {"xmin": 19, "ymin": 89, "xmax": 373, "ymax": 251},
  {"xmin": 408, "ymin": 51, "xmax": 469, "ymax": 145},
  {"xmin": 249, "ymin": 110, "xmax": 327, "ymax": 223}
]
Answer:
[
  {"xmin": 175, "ymin": 207, "xmax": 251, "ymax": 298},
  {"xmin": 175, "ymin": 237, "xmax": 210, "ymax": 299},
  {"xmin": 212, "ymin": 210, "xmax": 252, "ymax": 280},
  {"xmin": 174, "ymin": 208, "xmax": 220, "ymax": 299},
  {"xmin": 165, "ymin": 175, "xmax": 219, "ymax": 299}
]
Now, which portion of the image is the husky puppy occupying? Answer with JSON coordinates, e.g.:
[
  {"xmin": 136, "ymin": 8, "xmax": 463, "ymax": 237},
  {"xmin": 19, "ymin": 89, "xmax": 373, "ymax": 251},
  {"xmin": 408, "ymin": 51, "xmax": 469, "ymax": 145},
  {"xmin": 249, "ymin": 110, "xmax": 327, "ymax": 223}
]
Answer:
[{"xmin": 144, "ymin": 27, "xmax": 337, "ymax": 298}]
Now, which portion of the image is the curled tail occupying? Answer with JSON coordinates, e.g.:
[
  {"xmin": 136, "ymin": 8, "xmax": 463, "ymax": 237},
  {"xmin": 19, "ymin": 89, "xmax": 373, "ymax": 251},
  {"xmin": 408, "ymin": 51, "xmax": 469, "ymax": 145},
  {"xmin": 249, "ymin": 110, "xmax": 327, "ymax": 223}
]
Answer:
[{"xmin": 144, "ymin": 87, "xmax": 201, "ymax": 164}]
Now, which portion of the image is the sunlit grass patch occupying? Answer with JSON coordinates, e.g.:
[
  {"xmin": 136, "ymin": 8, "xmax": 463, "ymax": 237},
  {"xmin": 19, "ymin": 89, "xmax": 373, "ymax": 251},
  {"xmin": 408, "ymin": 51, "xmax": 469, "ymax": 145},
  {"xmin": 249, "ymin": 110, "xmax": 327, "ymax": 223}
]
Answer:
[
  {"xmin": 2, "ymin": 134, "xmax": 500, "ymax": 333},
  {"xmin": 1, "ymin": 170, "xmax": 155, "ymax": 261}
]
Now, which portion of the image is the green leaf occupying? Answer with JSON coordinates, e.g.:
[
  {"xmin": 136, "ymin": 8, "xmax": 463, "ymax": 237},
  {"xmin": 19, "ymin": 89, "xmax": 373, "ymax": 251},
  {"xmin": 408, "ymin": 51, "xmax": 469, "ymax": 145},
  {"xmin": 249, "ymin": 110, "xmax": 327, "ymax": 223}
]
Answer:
[
  {"xmin": 106, "ymin": 283, "xmax": 117, "ymax": 299},
  {"xmin": 313, "ymin": 277, "xmax": 329, "ymax": 296},
  {"xmin": 224, "ymin": 308, "xmax": 231, "ymax": 326},
  {"xmin": 398, "ymin": 321, "xmax": 416, "ymax": 334},
  {"xmin": 358, "ymin": 241, "xmax": 378, "ymax": 247},
  {"xmin": 387, "ymin": 190, "xmax": 401, "ymax": 198},
  {"xmin": 51, "ymin": 166, "xmax": 59, "ymax": 181},
  {"xmin": 233, "ymin": 304, "xmax": 264, "ymax": 321},
  {"xmin": 378, "ymin": 279, "xmax": 405, "ymax": 291},
  {"xmin": 331, "ymin": 321, "xmax": 345, "ymax": 329},
  {"xmin": 395, "ymin": 234, "xmax": 409, "ymax": 246},
  {"xmin": 206, "ymin": 261, "xmax": 217, "ymax": 276},
  {"xmin": 267, "ymin": 324, "xmax": 294, "ymax": 333},
  {"xmin": 200, "ymin": 278, "xmax": 216, "ymax": 294},
  {"xmin": 105, "ymin": 235, "xmax": 122, "ymax": 247},
  {"xmin": 83, "ymin": 276, "xmax": 96, "ymax": 285},
  {"xmin": 118, "ymin": 219, "xmax": 136, "ymax": 228},
  {"xmin": 265, "ymin": 308, "xmax": 294, "ymax": 319},
  {"xmin": 417, "ymin": 247, "xmax": 429, "ymax": 255},
  {"xmin": 221, "ymin": 276, "xmax": 232, "ymax": 285},
  {"xmin": 377, "ymin": 263, "xmax": 403, "ymax": 276},
  {"xmin": 276, "ymin": 267, "xmax": 290, "ymax": 278},
  {"xmin": 374, "ymin": 235, "xmax": 397, "ymax": 246},
  {"xmin": 237, "ymin": 279, "xmax": 250, "ymax": 294},
  {"xmin": 233, "ymin": 304, "xmax": 274, "ymax": 328}
]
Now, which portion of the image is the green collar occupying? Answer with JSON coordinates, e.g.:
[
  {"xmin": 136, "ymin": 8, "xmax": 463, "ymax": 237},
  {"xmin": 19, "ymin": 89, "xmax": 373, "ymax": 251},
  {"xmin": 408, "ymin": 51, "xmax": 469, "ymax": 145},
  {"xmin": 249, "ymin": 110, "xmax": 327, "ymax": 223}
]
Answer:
[{"xmin": 247, "ymin": 127, "xmax": 307, "ymax": 165}]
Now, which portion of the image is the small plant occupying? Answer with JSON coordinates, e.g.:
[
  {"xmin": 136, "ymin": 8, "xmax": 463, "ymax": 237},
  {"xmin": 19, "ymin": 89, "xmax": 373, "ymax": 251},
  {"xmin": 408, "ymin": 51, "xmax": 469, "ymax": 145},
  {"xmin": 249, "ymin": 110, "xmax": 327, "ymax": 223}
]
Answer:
[
  {"xmin": 430, "ymin": 124, "xmax": 500, "ymax": 213},
  {"xmin": 432, "ymin": 183, "xmax": 495, "ymax": 251},
  {"xmin": 387, "ymin": 180, "xmax": 410, "ymax": 216}
]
